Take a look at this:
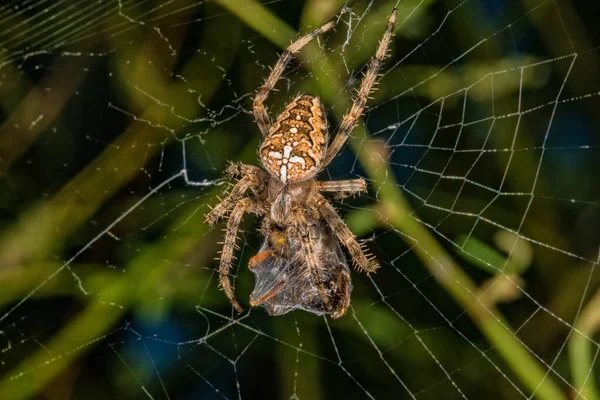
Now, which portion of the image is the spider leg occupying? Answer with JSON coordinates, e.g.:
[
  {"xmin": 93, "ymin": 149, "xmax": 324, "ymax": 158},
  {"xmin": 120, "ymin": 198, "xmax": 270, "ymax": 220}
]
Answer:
[
  {"xmin": 317, "ymin": 178, "xmax": 366, "ymax": 200},
  {"xmin": 253, "ymin": 20, "xmax": 336, "ymax": 136},
  {"xmin": 225, "ymin": 162, "xmax": 269, "ymax": 181},
  {"xmin": 289, "ymin": 208, "xmax": 333, "ymax": 310},
  {"xmin": 321, "ymin": 9, "xmax": 396, "ymax": 168},
  {"xmin": 317, "ymin": 195, "xmax": 379, "ymax": 273},
  {"xmin": 205, "ymin": 172, "xmax": 266, "ymax": 226},
  {"xmin": 218, "ymin": 197, "xmax": 263, "ymax": 312}
]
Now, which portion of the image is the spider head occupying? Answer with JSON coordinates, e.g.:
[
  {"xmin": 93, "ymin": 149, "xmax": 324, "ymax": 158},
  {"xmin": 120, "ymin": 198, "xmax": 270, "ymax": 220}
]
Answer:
[{"xmin": 259, "ymin": 94, "xmax": 328, "ymax": 183}]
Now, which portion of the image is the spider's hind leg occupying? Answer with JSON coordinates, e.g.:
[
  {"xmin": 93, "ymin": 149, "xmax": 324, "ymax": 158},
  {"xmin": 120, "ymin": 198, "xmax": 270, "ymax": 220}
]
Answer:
[{"xmin": 252, "ymin": 20, "xmax": 336, "ymax": 136}]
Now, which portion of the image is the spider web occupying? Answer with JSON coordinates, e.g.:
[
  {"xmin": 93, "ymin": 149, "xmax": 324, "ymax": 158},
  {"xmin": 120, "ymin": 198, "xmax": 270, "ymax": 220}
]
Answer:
[{"xmin": 0, "ymin": 0, "xmax": 598, "ymax": 399}]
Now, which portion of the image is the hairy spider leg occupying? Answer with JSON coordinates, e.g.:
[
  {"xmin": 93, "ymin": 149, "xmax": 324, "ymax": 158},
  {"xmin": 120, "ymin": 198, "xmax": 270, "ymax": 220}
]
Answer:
[
  {"xmin": 289, "ymin": 207, "xmax": 335, "ymax": 311},
  {"xmin": 204, "ymin": 171, "xmax": 265, "ymax": 226},
  {"xmin": 316, "ymin": 178, "xmax": 367, "ymax": 199},
  {"xmin": 218, "ymin": 198, "xmax": 263, "ymax": 312},
  {"xmin": 320, "ymin": 8, "xmax": 397, "ymax": 168},
  {"xmin": 317, "ymin": 194, "xmax": 379, "ymax": 273},
  {"xmin": 253, "ymin": 20, "xmax": 336, "ymax": 136}
]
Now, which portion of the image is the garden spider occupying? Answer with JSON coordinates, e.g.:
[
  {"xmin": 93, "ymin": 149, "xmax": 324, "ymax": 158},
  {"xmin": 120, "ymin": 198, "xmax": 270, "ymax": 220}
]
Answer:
[{"xmin": 205, "ymin": 9, "xmax": 396, "ymax": 318}]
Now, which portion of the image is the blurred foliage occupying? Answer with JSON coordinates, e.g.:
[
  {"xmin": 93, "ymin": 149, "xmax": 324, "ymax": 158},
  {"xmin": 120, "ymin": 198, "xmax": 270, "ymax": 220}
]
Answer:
[{"xmin": 0, "ymin": 0, "xmax": 599, "ymax": 399}]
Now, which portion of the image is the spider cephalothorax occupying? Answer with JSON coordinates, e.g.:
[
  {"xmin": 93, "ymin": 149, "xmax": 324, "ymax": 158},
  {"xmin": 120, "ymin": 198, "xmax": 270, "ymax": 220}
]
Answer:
[{"xmin": 205, "ymin": 9, "xmax": 396, "ymax": 318}]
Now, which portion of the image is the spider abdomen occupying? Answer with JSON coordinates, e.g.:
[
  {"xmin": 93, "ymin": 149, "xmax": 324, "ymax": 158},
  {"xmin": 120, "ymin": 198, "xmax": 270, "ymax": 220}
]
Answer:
[{"xmin": 260, "ymin": 94, "xmax": 328, "ymax": 183}]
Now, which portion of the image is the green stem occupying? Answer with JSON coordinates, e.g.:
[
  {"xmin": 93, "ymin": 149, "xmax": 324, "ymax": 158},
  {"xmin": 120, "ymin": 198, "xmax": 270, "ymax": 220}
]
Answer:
[{"xmin": 569, "ymin": 289, "xmax": 600, "ymax": 400}]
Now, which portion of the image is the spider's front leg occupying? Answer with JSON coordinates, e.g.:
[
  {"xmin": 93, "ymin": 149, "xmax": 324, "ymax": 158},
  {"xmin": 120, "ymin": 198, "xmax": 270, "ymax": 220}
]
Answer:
[
  {"xmin": 252, "ymin": 20, "xmax": 335, "ymax": 136},
  {"xmin": 204, "ymin": 168, "xmax": 266, "ymax": 226},
  {"xmin": 218, "ymin": 197, "xmax": 263, "ymax": 312},
  {"xmin": 225, "ymin": 162, "xmax": 269, "ymax": 181},
  {"xmin": 316, "ymin": 195, "xmax": 379, "ymax": 273},
  {"xmin": 321, "ymin": 9, "xmax": 396, "ymax": 168},
  {"xmin": 317, "ymin": 179, "xmax": 367, "ymax": 200}
]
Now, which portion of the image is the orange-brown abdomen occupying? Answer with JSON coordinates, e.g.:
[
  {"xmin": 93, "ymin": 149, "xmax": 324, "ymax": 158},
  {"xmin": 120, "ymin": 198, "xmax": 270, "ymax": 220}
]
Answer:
[{"xmin": 260, "ymin": 95, "xmax": 327, "ymax": 183}]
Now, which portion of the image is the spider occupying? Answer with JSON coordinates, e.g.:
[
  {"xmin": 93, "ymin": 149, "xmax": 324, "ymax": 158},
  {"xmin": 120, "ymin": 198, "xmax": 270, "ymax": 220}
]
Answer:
[{"xmin": 205, "ymin": 9, "xmax": 396, "ymax": 319}]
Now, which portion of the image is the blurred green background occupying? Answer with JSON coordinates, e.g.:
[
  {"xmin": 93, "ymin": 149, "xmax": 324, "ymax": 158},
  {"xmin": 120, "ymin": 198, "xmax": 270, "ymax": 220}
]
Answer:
[{"xmin": 0, "ymin": 0, "xmax": 599, "ymax": 399}]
